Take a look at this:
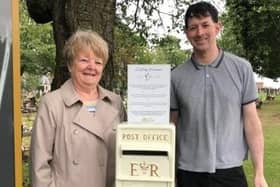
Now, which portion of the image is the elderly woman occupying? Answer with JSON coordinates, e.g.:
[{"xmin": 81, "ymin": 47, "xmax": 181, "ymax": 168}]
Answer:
[{"xmin": 31, "ymin": 30, "xmax": 126, "ymax": 187}]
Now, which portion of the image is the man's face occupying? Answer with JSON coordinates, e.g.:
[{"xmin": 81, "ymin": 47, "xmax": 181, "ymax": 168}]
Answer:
[{"xmin": 186, "ymin": 15, "xmax": 221, "ymax": 53}]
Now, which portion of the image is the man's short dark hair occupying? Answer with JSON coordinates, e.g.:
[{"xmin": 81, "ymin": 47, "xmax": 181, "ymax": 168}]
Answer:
[{"xmin": 184, "ymin": 1, "xmax": 219, "ymax": 29}]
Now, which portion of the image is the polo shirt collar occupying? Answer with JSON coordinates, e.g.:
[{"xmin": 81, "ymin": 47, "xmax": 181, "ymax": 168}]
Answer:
[
  {"xmin": 61, "ymin": 79, "xmax": 113, "ymax": 107},
  {"xmin": 191, "ymin": 50, "xmax": 224, "ymax": 70}
]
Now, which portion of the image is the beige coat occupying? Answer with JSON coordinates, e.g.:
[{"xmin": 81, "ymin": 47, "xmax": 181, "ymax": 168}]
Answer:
[{"xmin": 31, "ymin": 79, "xmax": 126, "ymax": 187}]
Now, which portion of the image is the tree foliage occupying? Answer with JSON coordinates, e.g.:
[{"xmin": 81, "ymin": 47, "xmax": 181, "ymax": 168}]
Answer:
[
  {"xmin": 222, "ymin": 0, "xmax": 280, "ymax": 79},
  {"xmin": 20, "ymin": 1, "xmax": 55, "ymax": 75},
  {"xmin": 21, "ymin": 0, "xmax": 188, "ymax": 95},
  {"xmin": 116, "ymin": 0, "xmax": 192, "ymax": 39},
  {"xmin": 113, "ymin": 20, "xmax": 187, "ymax": 95},
  {"xmin": 24, "ymin": 0, "xmax": 192, "ymax": 90},
  {"xmin": 113, "ymin": 20, "xmax": 148, "ymax": 94},
  {"xmin": 25, "ymin": 0, "xmax": 116, "ymax": 90},
  {"xmin": 152, "ymin": 36, "xmax": 188, "ymax": 68}
]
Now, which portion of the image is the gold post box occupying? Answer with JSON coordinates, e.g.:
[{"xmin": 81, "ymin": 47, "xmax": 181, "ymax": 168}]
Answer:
[{"xmin": 116, "ymin": 124, "xmax": 175, "ymax": 187}]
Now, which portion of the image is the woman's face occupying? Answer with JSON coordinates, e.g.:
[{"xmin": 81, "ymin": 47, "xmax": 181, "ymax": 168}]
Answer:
[{"xmin": 69, "ymin": 46, "xmax": 104, "ymax": 89}]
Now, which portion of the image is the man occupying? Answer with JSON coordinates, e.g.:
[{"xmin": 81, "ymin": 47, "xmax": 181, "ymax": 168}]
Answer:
[{"xmin": 170, "ymin": 2, "xmax": 268, "ymax": 187}]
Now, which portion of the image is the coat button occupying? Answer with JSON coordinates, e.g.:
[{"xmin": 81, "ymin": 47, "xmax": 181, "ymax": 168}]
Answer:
[
  {"xmin": 73, "ymin": 129, "xmax": 79, "ymax": 135},
  {"xmin": 72, "ymin": 160, "xmax": 79, "ymax": 165}
]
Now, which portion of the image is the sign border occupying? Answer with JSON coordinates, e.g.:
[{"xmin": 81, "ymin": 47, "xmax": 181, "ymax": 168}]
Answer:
[{"xmin": 12, "ymin": 0, "xmax": 22, "ymax": 186}]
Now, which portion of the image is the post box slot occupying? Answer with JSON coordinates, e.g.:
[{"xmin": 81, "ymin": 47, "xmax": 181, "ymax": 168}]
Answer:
[{"xmin": 122, "ymin": 150, "xmax": 168, "ymax": 156}]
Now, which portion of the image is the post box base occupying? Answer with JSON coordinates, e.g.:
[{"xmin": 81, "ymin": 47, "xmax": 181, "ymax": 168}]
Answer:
[{"xmin": 116, "ymin": 181, "xmax": 173, "ymax": 187}]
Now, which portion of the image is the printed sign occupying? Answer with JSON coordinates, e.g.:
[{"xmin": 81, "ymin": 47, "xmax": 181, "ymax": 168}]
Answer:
[{"xmin": 127, "ymin": 64, "xmax": 170, "ymax": 124}]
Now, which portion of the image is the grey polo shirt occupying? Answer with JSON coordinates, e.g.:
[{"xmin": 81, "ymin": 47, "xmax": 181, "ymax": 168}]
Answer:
[{"xmin": 170, "ymin": 50, "xmax": 257, "ymax": 173}]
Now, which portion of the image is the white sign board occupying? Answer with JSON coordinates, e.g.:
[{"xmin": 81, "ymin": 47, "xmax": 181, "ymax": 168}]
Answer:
[{"xmin": 127, "ymin": 64, "xmax": 170, "ymax": 124}]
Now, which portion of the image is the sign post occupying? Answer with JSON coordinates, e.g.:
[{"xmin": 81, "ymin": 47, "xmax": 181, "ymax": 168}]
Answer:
[{"xmin": 0, "ymin": 0, "xmax": 22, "ymax": 186}]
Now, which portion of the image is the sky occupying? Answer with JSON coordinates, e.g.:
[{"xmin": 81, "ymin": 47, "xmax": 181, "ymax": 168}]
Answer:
[{"xmin": 0, "ymin": 1, "xmax": 11, "ymax": 39}]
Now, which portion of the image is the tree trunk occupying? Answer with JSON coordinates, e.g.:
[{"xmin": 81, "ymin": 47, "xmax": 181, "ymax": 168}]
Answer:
[{"xmin": 26, "ymin": 0, "xmax": 116, "ymax": 90}]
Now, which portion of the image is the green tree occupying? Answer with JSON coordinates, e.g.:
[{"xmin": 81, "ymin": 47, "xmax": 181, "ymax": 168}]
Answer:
[
  {"xmin": 25, "ymin": 0, "xmax": 194, "ymax": 90},
  {"xmin": 25, "ymin": 0, "xmax": 116, "ymax": 89},
  {"xmin": 113, "ymin": 20, "xmax": 188, "ymax": 96},
  {"xmin": 152, "ymin": 35, "xmax": 188, "ymax": 68},
  {"xmin": 113, "ymin": 20, "xmax": 148, "ymax": 95},
  {"xmin": 218, "ymin": 14, "xmax": 244, "ymax": 56},
  {"xmin": 223, "ymin": 0, "xmax": 280, "ymax": 78},
  {"xmin": 20, "ymin": 1, "xmax": 55, "ymax": 76},
  {"xmin": 113, "ymin": 22, "xmax": 187, "ymax": 96}
]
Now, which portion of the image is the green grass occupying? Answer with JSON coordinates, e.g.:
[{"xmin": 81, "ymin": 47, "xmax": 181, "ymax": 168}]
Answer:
[
  {"xmin": 23, "ymin": 162, "xmax": 31, "ymax": 187},
  {"xmin": 22, "ymin": 112, "xmax": 35, "ymax": 128},
  {"xmin": 22, "ymin": 112, "xmax": 35, "ymax": 187},
  {"xmin": 244, "ymin": 96, "xmax": 280, "ymax": 187}
]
